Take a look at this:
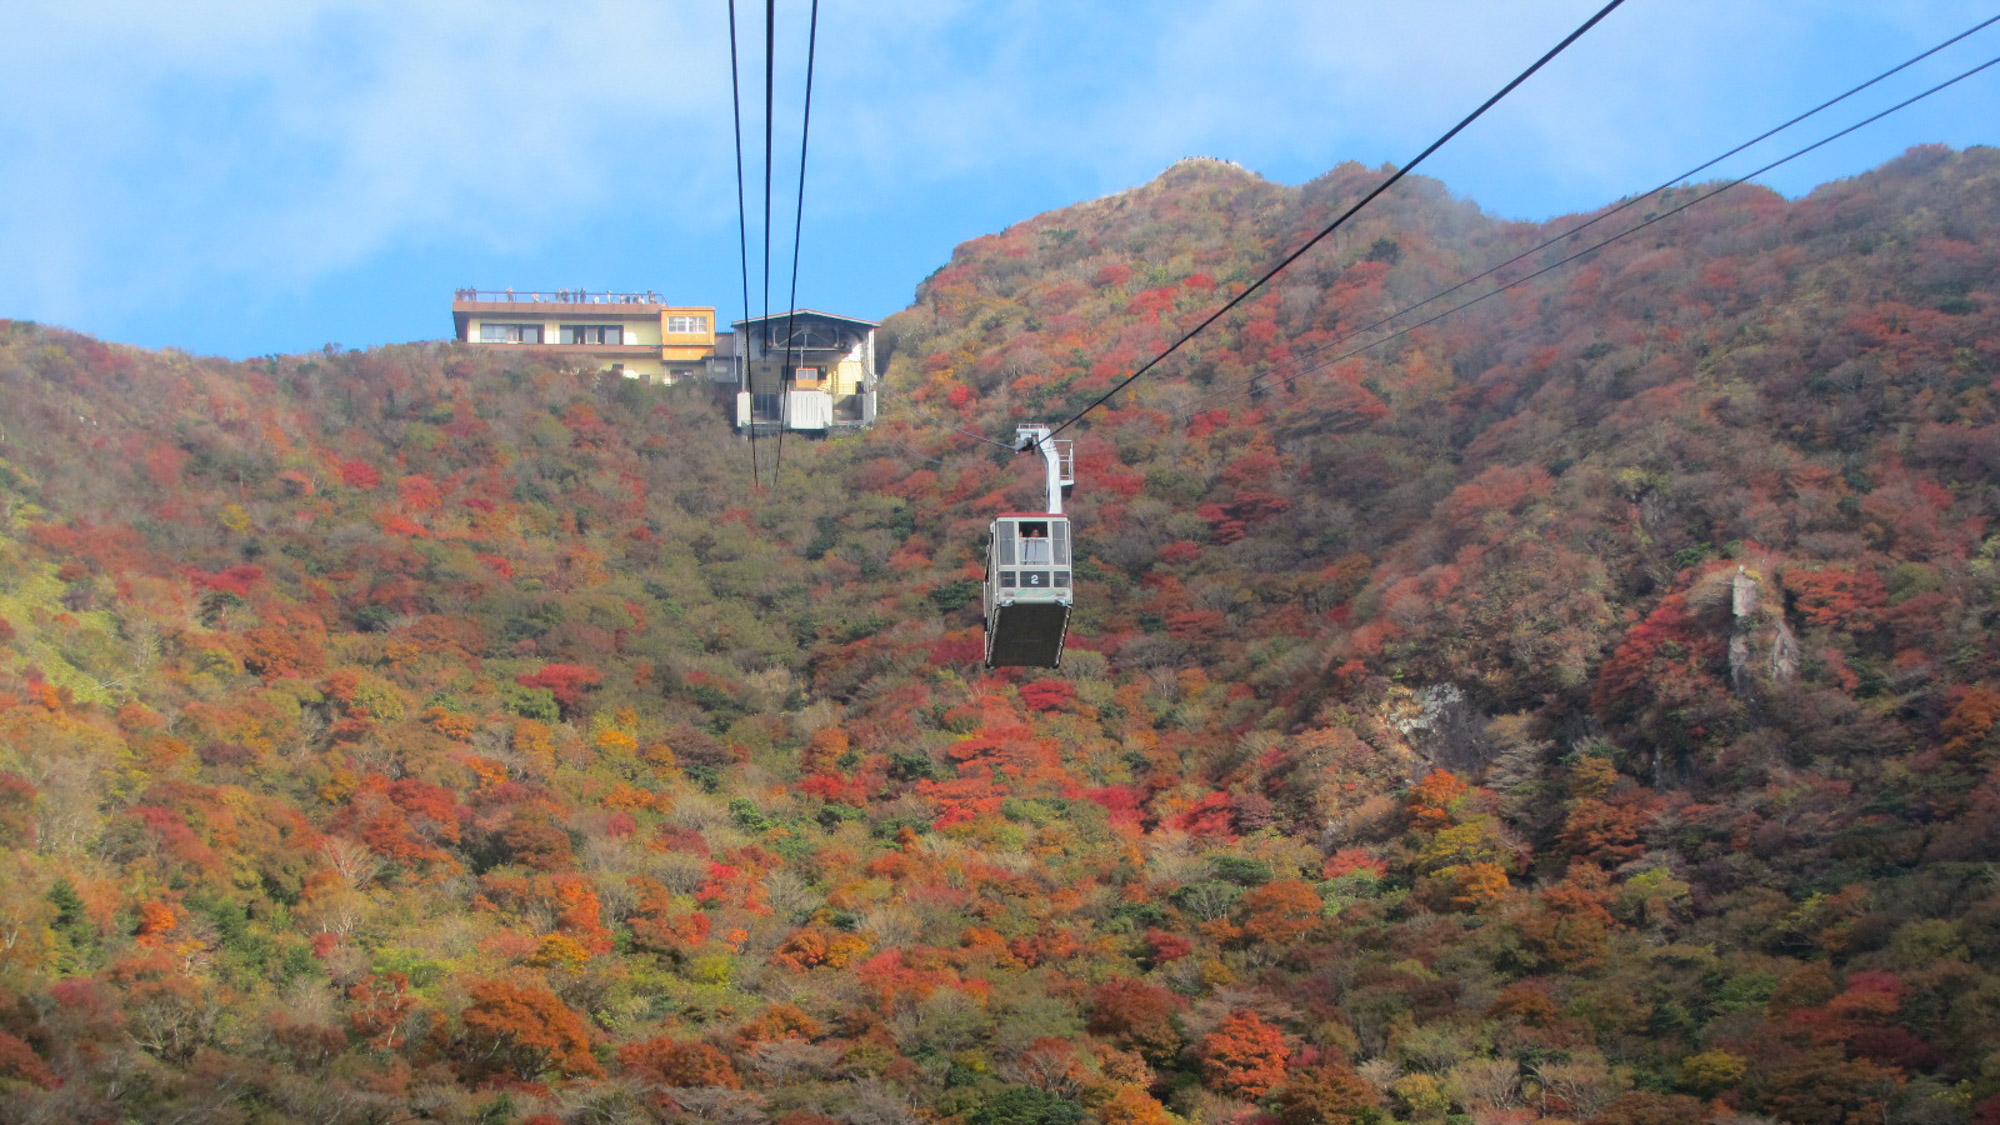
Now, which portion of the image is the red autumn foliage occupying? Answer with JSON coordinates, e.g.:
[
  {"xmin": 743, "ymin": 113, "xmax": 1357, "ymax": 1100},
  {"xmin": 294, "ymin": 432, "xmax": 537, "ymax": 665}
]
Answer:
[
  {"xmin": 626, "ymin": 877, "xmax": 713, "ymax": 954},
  {"xmin": 348, "ymin": 972, "xmax": 417, "ymax": 1050},
  {"xmin": 1143, "ymin": 928, "xmax": 1193, "ymax": 965},
  {"xmin": 1088, "ymin": 978, "xmax": 1184, "ymax": 1063},
  {"xmin": 0, "ymin": 1030, "xmax": 58, "ymax": 1090},
  {"xmin": 1017, "ymin": 680, "xmax": 1076, "ymax": 712},
  {"xmin": 3, "ymin": 137, "xmax": 2000, "ymax": 1125},
  {"xmin": 1171, "ymin": 791, "xmax": 1237, "ymax": 840},
  {"xmin": 516, "ymin": 663, "xmax": 604, "ymax": 715},
  {"xmin": 188, "ymin": 563, "xmax": 264, "ymax": 598},
  {"xmin": 1783, "ymin": 567, "xmax": 1889, "ymax": 629},
  {"xmin": 337, "ymin": 459, "xmax": 384, "ymax": 489}
]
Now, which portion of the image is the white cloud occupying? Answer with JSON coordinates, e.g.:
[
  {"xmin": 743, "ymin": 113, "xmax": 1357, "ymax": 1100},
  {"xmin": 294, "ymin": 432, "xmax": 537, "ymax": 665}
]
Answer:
[
  {"xmin": 0, "ymin": 1, "xmax": 735, "ymax": 325},
  {"xmin": 806, "ymin": 0, "xmax": 2000, "ymax": 217},
  {"xmin": 0, "ymin": 0, "xmax": 1995, "ymax": 353}
]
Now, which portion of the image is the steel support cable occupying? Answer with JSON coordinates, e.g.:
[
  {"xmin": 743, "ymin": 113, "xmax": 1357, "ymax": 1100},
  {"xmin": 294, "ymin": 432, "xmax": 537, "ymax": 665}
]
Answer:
[
  {"xmin": 1031, "ymin": 0, "xmax": 1628, "ymax": 448},
  {"xmin": 884, "ymin": 438, "xmax": 952, "ymax": 467},
  {"xmin": 952, "ymin": 425, "xmax": 1019, "ymax": 451},
  {"xmin": 862, "ymin": 411, "xmax": 1016, "ymax": 480},
  {"xmin": 1195, "ymin": 11, "xmax": 2000, "ymax": 409},
  {"xmin": 869, "ymin": 421, "xmax": 1014, "ymax": 476},
  {"xmin": 773, "ymin": 0, "xmax": 821, "ymax": 488},
  {"xmin": 754, "ymin": 0, "xmax": 777, "ymax": 492},
  {"xmin": 1200, "ymin": 51, "xmax": 2000, "ymax": 414},
  {"xmin": 727, "ymin": 0, "xmax": 758, "ymax": 487},
  {"xmin": 763, "ymin": 0, "xmax": 776, "ymax": 345}
]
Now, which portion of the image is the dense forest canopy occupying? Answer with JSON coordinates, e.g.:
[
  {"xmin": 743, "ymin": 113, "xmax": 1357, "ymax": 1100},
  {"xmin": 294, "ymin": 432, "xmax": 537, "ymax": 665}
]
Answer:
[{"xmin": 0, "ymin": 144, "xmax": 1997, "ymax": 1124}]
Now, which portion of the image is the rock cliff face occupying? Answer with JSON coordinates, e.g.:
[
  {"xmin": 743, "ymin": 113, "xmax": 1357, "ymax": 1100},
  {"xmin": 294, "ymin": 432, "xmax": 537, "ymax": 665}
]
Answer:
[{"xmin": 0, "ymin": 145, "xmax": 1997, "ymax": 1122}]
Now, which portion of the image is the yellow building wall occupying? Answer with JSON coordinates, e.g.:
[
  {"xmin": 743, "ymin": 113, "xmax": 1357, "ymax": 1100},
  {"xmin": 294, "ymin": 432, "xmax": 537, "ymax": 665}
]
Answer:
[
  {"xmin": 614, "ymin": 358, "xmax": 668, "ymax": 380},
  {"xmin": 660, "ymin": 307, "xmax": 717, "ymax": 348},
  {"xmin": 462, "ymin": 305, "xmax": 719, "ymax": 386},
  {"xmin": 466, "ymin": 317, "xmax": 670, "ymax": 346},
  {"xmin": 466, "ymin": 317, "xmax": 565, "ymax": 342},
  {"xmin": 834, "ymin": 356, "xmax": 864, "ymax": 395}
]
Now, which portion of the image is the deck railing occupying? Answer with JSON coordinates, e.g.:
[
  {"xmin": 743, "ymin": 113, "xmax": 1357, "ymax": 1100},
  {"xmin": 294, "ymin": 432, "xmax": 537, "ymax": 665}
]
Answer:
[{"xmin": 454, "ymin": 289, "xmax": 663, "ymax": 305}]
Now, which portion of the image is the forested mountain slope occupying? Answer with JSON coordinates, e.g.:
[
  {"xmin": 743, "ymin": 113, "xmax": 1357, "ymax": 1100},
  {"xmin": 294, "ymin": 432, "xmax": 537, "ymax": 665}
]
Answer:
[{"xmin": 0, "ymin": 145, "xmax": 1996, "ymax": 1124}]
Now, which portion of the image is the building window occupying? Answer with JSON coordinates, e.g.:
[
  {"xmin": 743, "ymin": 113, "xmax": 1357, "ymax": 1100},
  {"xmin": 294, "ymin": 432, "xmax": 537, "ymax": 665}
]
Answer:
[
  {"xmin": 479, "ymin": 323, "xmax": 543, "ymax": 343},
  {"xmin": 560, "ymin": 324, "xmax": 625, "ymax": 345},
  {"xmin": 667, "ymin": 315, "xmax": 709, "ymax": 334}
]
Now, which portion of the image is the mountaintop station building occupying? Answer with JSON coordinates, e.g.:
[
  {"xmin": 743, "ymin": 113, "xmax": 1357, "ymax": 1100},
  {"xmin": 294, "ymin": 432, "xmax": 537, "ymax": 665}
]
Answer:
[
  {"xmin": 734, "ymin": 310, "xmax": 879, "ymax": 435},
  {"xmin": 452, "ymin": 292, "xmax": 879, "ymax": 435},
  {"xmin": 451, "ymin": 289, "xmax": 720, "ymax": 385}
]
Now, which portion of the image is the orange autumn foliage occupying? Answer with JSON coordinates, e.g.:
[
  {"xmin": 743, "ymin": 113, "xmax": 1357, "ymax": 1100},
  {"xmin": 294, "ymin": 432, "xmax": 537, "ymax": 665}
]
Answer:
[
  {"xmin": 458, "ymin": 978, "xmax": 600, "ymax": 1080},
  {"xmin": 1198, "ymin": 1010, "xmax": 1289, "ymax": 1100},
  {"xmin": 1942, "ymin": 685, "xmax": 2000, "ymax": 763},
  {"xmin": 626, "ymin": 877, "xmax": 712, "ymax": 954},
  {"xmin": 1407, "ymin": 769, "xmax": 1469, "ymax": 832},
  {"xmin": 348, "ymin": 972, "xmax": 417, "ymax": 1049},
  {"xmin": 1272, "ymin": 1064, "xmax": 1381, "ymax": 1125},
  {"xmin": 1096, "ymin": 1083, "xmax": 1177, "ymax": 1125},
  {"xmin": 736, "ymin": 1003, "xmax": 821, "ymax": 1049},
  {"xmin": 618, "ymin": 1036, "xmax": 740, "ymax": 1089},
  {"xmin": 771, "ymin": 927, "xmax": 871, "ymax": 972},
  {"xmin": 134, "ymin": 901, "xmax": 178, "ymax": 940},
  {"xmin": 1237, "ymin": 879, "xmax": 1324, "ymax": 944}
]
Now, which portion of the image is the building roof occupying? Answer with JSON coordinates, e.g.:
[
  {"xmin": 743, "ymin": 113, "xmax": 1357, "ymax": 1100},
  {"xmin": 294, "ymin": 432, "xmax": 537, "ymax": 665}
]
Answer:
[{"xmin": 732, "ymin": 309, "xmax": 879, "ymax": 330}]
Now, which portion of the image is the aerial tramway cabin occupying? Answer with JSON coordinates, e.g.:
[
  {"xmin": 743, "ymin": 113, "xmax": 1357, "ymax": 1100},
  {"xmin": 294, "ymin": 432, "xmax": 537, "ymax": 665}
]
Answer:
[{"xmin": 985, "ymin": 426, "xmax": 1075, "ymax": 668}]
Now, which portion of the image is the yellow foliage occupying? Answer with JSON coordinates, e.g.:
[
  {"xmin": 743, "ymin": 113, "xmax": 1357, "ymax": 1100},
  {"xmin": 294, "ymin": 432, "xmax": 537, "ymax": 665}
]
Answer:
[
  {"xmin": 346, "ymin": 673, "xmax": 409, "ymax": 722},
  {"xmin": 823, "ymin": 931, "xmax": 872, "ymax": 969},
  {"xmin": 1443, "ymin": 861, "xmax": 1511, "ymax": 911},
  {"xmin": 595, "ymin": 728, "xmax": 638, "ymax": 755},
  {"xmin": 0, "ymin": 861, "xmax": 55, "ymax": 982},
  {"xmin": 319, "ymin": 768, "xmax": 361, "ymax": 804},
  {"xmin": 1391, "ymin": 1073, "xmax": 1452, "ymax": 1123},
  {"xmin": 513, "ymin": 719, "xmax": 556, "ymax": 762},
  {"xmin": 1678, "ymin": 1049, "xmax": 1747, "ymax": 1094},
  {"xmin": 1569, "ymin": 755, "xmax": 1618, "ymax": 800},
  {"xmin": 529, "ymin": 933, "xmax": 593, "ymax": 972},
  {"xmin": 1419, "ymin": 819, "xmax": 1508, "ymax": 873}
]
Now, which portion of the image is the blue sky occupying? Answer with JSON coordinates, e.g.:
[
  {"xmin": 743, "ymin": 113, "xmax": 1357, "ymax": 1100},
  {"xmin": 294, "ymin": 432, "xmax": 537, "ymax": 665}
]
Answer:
[{"xmin": 2, "ymin": 1, "xmax": 1996, "ymax": 360}]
